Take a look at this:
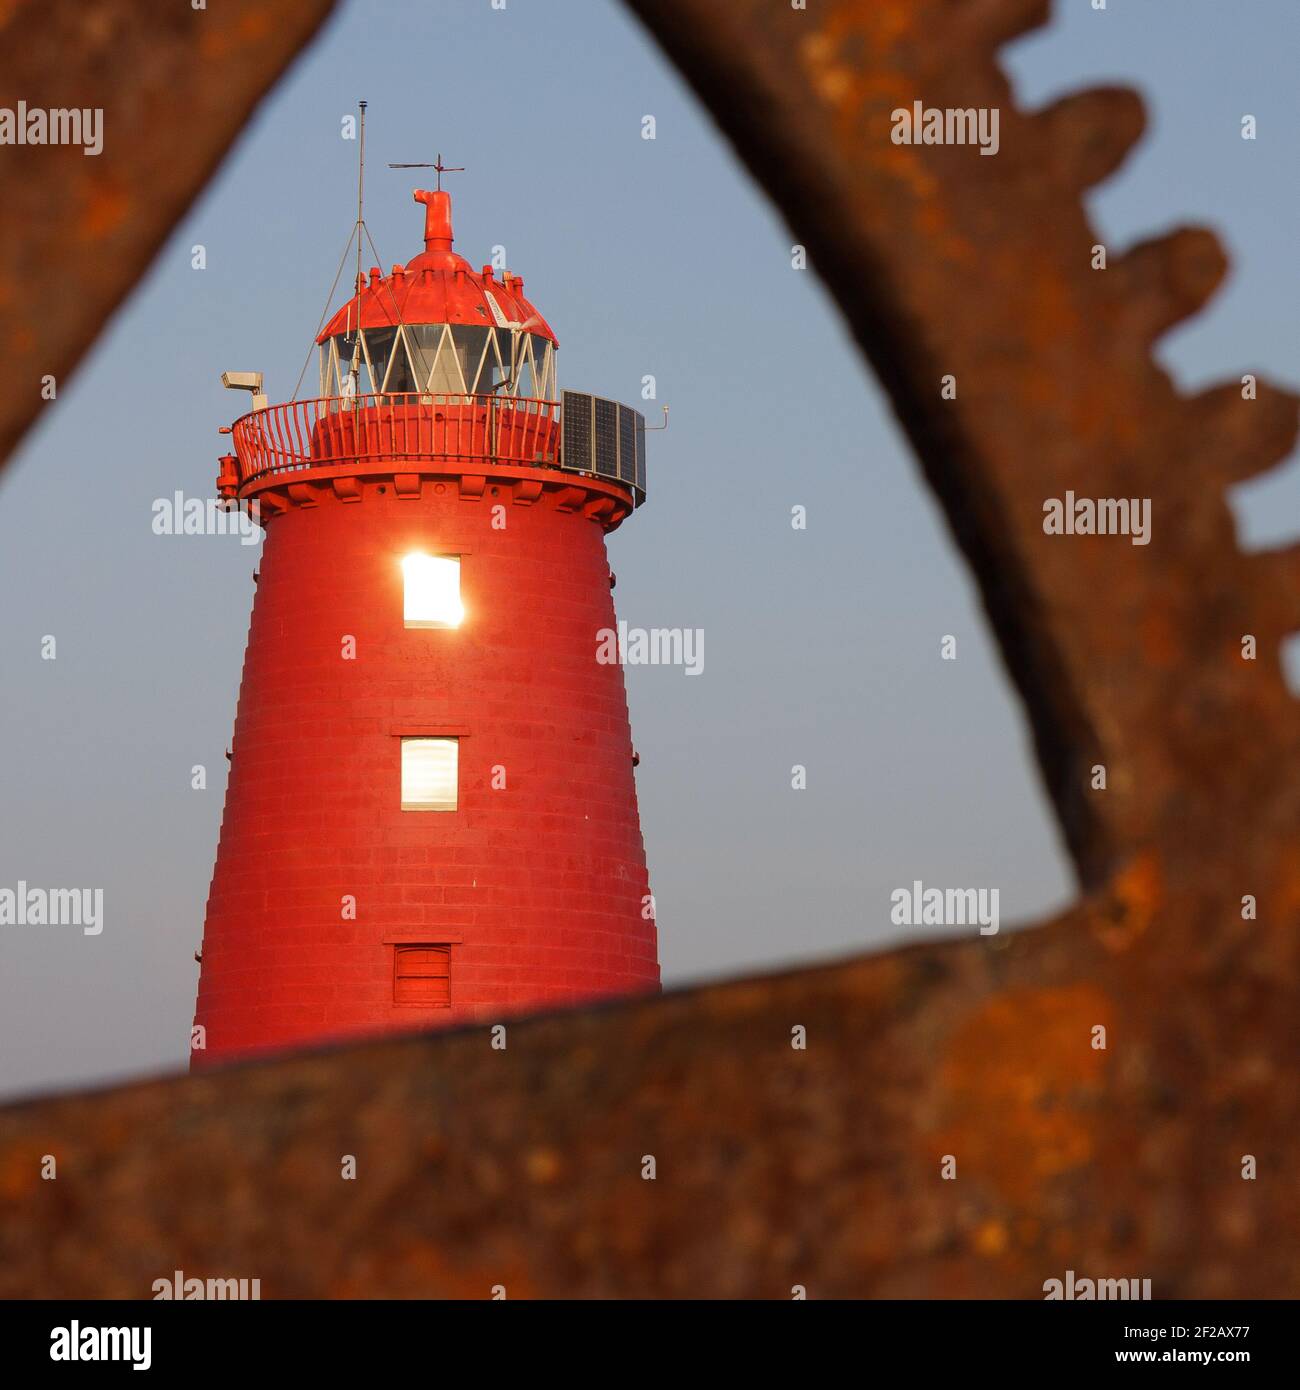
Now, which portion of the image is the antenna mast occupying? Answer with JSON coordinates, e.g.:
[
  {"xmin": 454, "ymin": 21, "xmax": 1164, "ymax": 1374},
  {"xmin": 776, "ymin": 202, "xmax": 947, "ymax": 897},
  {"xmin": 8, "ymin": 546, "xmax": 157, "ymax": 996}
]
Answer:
[{"xmin": 349, "ymin": 100, "xmax": 368, "ymax": 400}]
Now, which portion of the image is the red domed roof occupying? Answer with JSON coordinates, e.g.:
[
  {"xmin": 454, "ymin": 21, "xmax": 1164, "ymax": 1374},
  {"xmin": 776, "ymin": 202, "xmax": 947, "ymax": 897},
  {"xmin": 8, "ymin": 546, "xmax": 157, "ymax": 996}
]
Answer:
[{"xmin": 317, "ymin": 189, "xmax": 557, "ymax": 346}]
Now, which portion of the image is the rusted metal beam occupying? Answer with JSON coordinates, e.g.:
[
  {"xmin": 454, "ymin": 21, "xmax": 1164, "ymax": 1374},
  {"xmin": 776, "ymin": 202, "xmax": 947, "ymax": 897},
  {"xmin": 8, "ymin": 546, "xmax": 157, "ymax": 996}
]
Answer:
[
  {"xmin": 0, "ymin": 0, "xmax": 338, "ymax": 473},
  {"xmin": 0, "ymin": 903, "xmax": 1292, "ymax": 1299}
]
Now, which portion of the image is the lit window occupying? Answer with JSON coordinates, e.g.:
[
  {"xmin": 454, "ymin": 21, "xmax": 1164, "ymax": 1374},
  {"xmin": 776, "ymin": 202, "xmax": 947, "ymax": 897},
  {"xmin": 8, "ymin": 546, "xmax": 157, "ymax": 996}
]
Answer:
[
  {"xmin": 402, "ymin": 552, "xmax": 463, "ymax": 629},
  {"xmin": 394, "ymin": 945, "xmax": 450, "ymax": 1007},
  {"xmin": 401, "ymin": 737, "xmax": 458, "ymax": 811}
]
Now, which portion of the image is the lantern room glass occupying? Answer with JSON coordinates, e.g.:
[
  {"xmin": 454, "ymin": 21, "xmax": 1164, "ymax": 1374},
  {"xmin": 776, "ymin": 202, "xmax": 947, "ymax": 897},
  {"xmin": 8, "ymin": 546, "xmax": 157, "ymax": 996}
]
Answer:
[{"xmin": 318, "ymin": 326, "xmax": 554, "ymax": 401}]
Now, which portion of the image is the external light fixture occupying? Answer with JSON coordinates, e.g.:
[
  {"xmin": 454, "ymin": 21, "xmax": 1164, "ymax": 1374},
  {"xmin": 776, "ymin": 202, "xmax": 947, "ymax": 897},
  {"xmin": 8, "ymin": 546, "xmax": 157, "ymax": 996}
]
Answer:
[{"xmin": 220, "ymin": 370, "xmax": 269, "ymax": 412}]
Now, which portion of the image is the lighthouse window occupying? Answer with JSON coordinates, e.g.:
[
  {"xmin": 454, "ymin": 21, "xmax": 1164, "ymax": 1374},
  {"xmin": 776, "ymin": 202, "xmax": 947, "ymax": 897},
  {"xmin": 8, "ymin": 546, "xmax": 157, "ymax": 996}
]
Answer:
[
  {"xmin": 363, "ymin": 328, "xmax": 398, "ymax": 393},
  {"xmin": 401, "ymin": 737, "xmax": 459, "ymax": 811},
  {"xmin": 512, "ymin": 335, "xmax": 536, "ymax": 397},
  {"xmin": 394, "ymin": 945, "xmax": 451, "ymax": 1007},
  {"xmin": 402, "ymin": 552, "xmax": 463, "ymax": 629},
  {"xmin": 454, "ymin": 325, "xmax": 492, "ymax": 394},
  {"xmin": 405, "ymin": 324, "xmax": 447, "ymax": 392},
  {"xmin": 531, "ymin": 336, "xmax": 554, "ymax": 400}
]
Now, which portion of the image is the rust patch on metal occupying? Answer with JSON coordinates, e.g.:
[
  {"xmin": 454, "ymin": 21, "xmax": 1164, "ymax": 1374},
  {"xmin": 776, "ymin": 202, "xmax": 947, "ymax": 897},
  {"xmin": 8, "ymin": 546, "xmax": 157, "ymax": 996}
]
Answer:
[
  {"xmin": 932, "ymin": 984, "xmax": 1113, "ymax": 1199},
  {"xmin": 0, "ymin": 0, "xmax": 1297, "ymax": 1298},
  {"xmin": 0, "ymin": 0, "xmax": 338, "ymax": 474}
]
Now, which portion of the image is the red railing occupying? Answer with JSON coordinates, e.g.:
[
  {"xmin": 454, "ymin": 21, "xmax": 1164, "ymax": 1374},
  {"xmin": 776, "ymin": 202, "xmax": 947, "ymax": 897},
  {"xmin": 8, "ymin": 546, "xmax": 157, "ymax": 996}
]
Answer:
[{"xmin": 230, "ymin": 393, "xmax": 561, "ymax": 484}]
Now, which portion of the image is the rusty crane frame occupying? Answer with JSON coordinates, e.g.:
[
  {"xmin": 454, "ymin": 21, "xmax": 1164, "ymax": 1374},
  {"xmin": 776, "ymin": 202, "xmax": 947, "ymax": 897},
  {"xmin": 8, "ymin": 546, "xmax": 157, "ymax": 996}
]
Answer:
[{"xmin": 0, "ymin": 0, "xmax": 1296, "ymax": 1296}]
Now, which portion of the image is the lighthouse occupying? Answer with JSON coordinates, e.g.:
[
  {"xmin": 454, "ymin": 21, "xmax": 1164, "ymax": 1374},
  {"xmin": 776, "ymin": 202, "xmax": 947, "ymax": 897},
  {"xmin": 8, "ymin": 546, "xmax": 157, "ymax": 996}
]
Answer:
[{"xmin": 192, "ymin": 183, "xmax": 659, "ymax": 1067}]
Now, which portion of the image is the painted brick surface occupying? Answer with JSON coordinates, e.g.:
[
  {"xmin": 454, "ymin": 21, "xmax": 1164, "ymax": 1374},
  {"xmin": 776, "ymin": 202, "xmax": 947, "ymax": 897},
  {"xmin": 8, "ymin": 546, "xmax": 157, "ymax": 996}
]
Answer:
[{"xmin": 193, "ymin": 482, "xmax": 659, "ymax": 1066}]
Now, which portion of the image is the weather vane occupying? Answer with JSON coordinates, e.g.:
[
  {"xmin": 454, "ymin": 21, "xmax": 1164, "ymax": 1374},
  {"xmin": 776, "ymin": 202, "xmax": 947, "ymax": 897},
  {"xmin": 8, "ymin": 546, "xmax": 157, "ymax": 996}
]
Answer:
[{"xmin": 386, "ymin": 152, "xmax": 464, "ymax": 191}]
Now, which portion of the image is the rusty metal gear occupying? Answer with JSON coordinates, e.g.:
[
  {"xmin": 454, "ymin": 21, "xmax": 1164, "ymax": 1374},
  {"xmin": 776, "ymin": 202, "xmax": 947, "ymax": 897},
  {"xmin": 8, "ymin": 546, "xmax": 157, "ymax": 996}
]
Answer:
[{"xmin": 1, "ymin": 0, "xmax": 1297, "ymax": 1298}]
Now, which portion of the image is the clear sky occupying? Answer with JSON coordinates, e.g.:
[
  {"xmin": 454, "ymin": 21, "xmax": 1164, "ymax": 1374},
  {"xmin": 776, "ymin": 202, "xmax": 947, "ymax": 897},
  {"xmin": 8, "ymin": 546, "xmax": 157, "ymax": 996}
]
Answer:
[{"xmin": 1, "ymin": 0, "xmax": 1295, "ymax": 1099}]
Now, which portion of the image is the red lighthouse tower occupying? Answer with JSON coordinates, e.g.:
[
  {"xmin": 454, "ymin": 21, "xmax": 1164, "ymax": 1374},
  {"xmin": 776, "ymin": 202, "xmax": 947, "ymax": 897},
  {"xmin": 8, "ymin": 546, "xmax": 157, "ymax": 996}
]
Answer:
[{"xmin": 192, "ymin": 185, "xmax": 659, "ymax": 1067}]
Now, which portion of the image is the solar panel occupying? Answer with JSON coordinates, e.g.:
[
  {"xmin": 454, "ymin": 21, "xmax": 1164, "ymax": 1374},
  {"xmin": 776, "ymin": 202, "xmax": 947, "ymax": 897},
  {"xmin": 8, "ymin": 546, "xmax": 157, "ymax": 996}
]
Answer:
[
  {"xmin": 561, "ymin": 389, "xmax": 647, "ymax": 505},
  {"xmin": 562, "ymin": 390, "xmax": 593, "ymax": 472},
  {"xmin": 617, "ymin": 405, "xmax": 637, "ymax": 485},
  {"xmin": 634, "ymin": 414, "xmax": 646, "ymax": 503},
  {"xmin": 594, "ymin": 397, "xmax": 619, "ymax": 478}
]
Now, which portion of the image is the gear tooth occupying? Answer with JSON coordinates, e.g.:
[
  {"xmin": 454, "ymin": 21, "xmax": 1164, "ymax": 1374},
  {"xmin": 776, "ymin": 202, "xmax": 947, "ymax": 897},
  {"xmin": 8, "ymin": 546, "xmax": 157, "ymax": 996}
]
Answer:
[
  {"xmin": 1031, "ymin": 86, "xmax": 1146, "ymax": 189},
  {"xmin": 950, "ymin": 0, "xmax": 1053, "ymax": 45},
  {"xmin": 1250, "ymin": 543, "xmax": 1300, "ymax": 623},
  {"xmin": 1185, "ymin": 382, "xmax": 1300, "ymax": 487},
  {"xmin": 1113, "ymin": 228, "xmax": 1228, "ymax": 343}
]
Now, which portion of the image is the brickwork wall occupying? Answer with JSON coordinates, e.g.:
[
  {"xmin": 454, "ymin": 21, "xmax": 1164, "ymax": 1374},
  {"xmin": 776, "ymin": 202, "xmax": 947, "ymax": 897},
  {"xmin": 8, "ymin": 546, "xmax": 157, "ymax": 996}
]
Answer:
[{"xmin": 193, "ymin": 481, "xmax": 658, "ymax": 1065}]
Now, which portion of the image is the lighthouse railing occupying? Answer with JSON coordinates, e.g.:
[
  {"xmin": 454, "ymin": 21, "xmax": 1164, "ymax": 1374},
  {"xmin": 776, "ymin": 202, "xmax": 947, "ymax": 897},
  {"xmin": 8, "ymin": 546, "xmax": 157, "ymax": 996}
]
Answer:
[{"xmin": 230, "ymin": 393, "xmax": 562, "ymax": 484}]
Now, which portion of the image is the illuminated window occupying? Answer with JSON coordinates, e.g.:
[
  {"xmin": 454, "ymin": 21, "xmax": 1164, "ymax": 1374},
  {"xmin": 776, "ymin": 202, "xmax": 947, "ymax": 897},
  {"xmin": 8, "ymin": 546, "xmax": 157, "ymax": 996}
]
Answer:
[
  {"xmin": 401, "ymin": 737, "xmax": 458, "ymax": 811},
  {"xmin": 394, "ymin": 945, "xmax": 450, "ymax": 1007},
  {"xmin": 402, "ymin": 552, "xmax": 463, "ymax": 629}
]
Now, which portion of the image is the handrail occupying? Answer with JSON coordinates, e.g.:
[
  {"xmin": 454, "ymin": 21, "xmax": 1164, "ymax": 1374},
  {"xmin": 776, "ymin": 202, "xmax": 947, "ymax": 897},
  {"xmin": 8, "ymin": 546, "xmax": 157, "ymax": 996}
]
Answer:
[{"xmin": 230, "ymin": 392, "xmax": 562, "ymax": 484}]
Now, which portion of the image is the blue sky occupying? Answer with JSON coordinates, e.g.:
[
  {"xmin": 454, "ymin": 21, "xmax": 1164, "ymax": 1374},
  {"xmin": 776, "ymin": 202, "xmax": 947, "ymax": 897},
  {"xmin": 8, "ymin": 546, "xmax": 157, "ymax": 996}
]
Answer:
[{"xmin": 0, "ymin": 0, "xmax": 1295, "ymax": 1097}]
